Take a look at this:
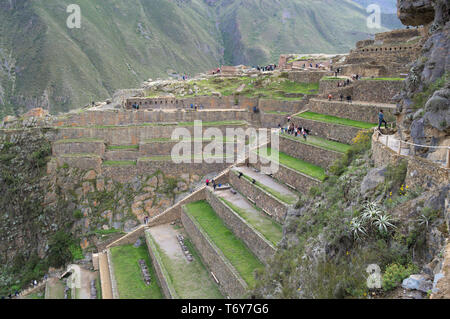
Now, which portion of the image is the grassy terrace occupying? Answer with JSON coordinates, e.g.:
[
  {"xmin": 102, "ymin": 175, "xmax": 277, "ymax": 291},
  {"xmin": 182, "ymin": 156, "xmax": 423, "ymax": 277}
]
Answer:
[
  {"xmin": 59, "ymin": 120, "xmax": 247, "ymax": 129},
  {"xmin": 103, "ymin": 160, "xmax": 137, "ymax": 166},
  {"xmin": 154, "ymin": 76, "xmax": 319, "ymax": 100},
  {"xmin": 234, "ymin": 170, "xmax": 297, "ymax": 205},
  {"xmin": 106, "ymin": 145, "xmax": 139, "ymax": 150},
  {"xmin": 143, "ymin": 137, "xmax": 237, "ymax": 143},
  {"xmin": 140, "ymin": 154, "xmax": 233, "ymax": 161},
  {"xmin": 110, "ymin": 244, "xmax": 163, "ymax": 299},
  {"xmin": 54, "ymin": 138, "xmax": 103, "ymax": 144},
  {"xmin": 220, "ymin": 196, "xmax": 283, "ymax": 246},
  {"xmin": 280, "ymin": 133, "xmax": 351, "ymax": 153},
  {"xmin": 185, "ymin": 201, "xmax": 264, "ymax": 288},
  {"xmin": 264, "ymin": 111, "xmax": 289, "ymax": 115},
  {"xmin": 257, "ymin": 147, "xmax": 326, "ymax": 181},
  {"xmin": 145, "ymin": 231, "xmax": 223, "ymax": 299},
  {"xmin": 362, "ymin": 77, "xmax": 405, "ymax": 81},
  {"xmin": 295, "ymin": 111, "xmax": 376, "ymax": 129},
  {"xmin": 59, "ymin": 153, "xmax": 100, "ymax": 158}
]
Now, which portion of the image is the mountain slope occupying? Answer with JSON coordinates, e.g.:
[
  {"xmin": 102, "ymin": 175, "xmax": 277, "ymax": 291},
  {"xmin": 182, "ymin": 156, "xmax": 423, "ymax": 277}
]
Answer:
[{"xmin": 0, "ymin": 0, "xmax": 398, "ymax": 116}]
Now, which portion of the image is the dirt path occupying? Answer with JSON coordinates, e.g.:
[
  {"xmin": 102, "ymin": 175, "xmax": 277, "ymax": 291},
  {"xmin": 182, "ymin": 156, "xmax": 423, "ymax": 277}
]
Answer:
[
  {"xmin": 147, "ymin": 224, "xmax": 183, "ymax": 260},
  {"xmin": 234, "ymin": 166, "xmax": 296, "ymax": 197}
]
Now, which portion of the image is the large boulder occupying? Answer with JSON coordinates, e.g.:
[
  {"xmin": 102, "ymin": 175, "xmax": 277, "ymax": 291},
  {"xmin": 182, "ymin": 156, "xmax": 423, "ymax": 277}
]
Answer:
[
  {"xmin": 402, "ymin": 274, "xmax": 433, "ymax": 292},
  {"xmin": 423, "ymin": 87, "xmax": 450, "ymax": 131},
  {"xmin": 397, "ymin": 0, "xmax": 435, "ymax": 26},
  {"xmin": 360, "ymin": 166, "xmax": 387, "ymax": 195}
]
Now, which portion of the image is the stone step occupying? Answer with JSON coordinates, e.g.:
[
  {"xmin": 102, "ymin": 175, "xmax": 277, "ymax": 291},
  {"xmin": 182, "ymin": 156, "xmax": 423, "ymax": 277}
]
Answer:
[
  {"xmin": 230, "ymin": 167, "xmax": 296, "ymax": 222},
  {"xmin": 206, "ymin": 187, "xmax": 280, "ymax": 263},
  {"xmin": 182, "ymin": 200, "xmax": 264, "ymax": 298},
  {"xmin": 144, "ymin": 224, "xmax": 223, "ymax": 299},
  {"xmin": 308, "ymin": 98, "xmax": 395, "ymax": 123},
  {"xmin": 98, "ymin": 251, "xmax": 113, "ymax": 299}
]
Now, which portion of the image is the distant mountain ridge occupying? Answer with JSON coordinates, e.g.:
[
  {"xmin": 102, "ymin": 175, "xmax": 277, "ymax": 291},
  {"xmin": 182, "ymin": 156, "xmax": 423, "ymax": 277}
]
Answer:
[{"xmin": 0, "ymin": 0, "xmax": 401, "ymax": 116}]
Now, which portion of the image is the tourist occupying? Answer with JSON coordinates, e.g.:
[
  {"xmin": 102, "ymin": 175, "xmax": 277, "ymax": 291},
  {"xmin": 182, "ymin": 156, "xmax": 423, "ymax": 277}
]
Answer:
[
  {"xmin": 340, "ymin": 94, "xmax": 344, "ymax": 102},
  {"xmin": 346, "ymin": 95, "xmax": 352, "ymax": 104},
  {"xmin": 302, "ymin": 127, "xmax": 307, "ymax": 141},
  {"xmin": 238, "ymin": 172, "xmax": 243, "ymax": 179},
  {"xmin": 206, "ymin": 179, "xmax": 210, "ymax": 186},
  {"xmin": 378, "ymin": 110, "xmax": 387, "ymax": 130},
  {"xmin": 252, "ymin": 179, "xmax": 256, "ymax": 184},
  {"xmin": 287, "ymin": 115, "xmax": 291, "ymax": 122},
  {"xmin": 328, "ymin": 94, "xmax": 333, "ymax": 101}
]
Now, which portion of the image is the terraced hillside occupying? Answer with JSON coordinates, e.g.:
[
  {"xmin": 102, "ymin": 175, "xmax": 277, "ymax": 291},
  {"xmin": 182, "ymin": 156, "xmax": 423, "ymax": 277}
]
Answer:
[{"xmin": 92, "ymin": 74, "xmax": 402, "ymax": 299}]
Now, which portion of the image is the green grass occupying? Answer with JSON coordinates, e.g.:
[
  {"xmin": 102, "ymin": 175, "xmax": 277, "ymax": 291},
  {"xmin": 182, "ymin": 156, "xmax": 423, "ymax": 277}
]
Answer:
[
  {"xmin": 106, "ymin": 145, "xmax": 139, "ymax": 150},
  {"xmin": 54, "ymin": 138, "xmax": 104, "ymax": 144},
  {"xmin": 220, "ymin": 197, "xmax": 283, "ymax": 246},
  {"xmin": 103, "ymin": 160, "xmax": 137, "ymax": 166},
  {"xmin": 59, "ymin": 153, "xmax": 100, "ymax": 158},
  {"xmin": 236, "ymin": 171, "xmax": 297, "ymax": 205},
  {"xmin": 362, "ymin": 77, "xmax": 405, "ymax": 81},
  {"xmin": 295, "ymin": 111, "xmax": 376, "ymax": 129},
  {"xmin": 110, "ymin": 244, "xmax": 163, "ymax": 299},
  {"xmin": 280, "ymin": 133, "xmax": 351, "ymax": 153},
  {"xmin": 258, "ymin": 147, "xmax": 326, "ymax": 181},
  {"xmin": 140, "ymin": 154, "xmax": 233, "ymax": 161},
  {"xmin": 178, "ymin": 120, "xmax": 247, "ymax": 126},
  {"xmin": 321, "ymin": 76, "xmax": 348, "ymax": 81},
  {"xmin": 146, "ymin": 231, "xmax": 223, "ymax": 299},
  {"xmin": 264, "ymin": 111, "xmax": 289, "ymax": 115},
  {"xmin": 185, "ymin": 200, "xmax": 264, "ymax": 288},
  {"xmin": 143, "ymin": 137, "xmax": 236, "ymax": 143}
]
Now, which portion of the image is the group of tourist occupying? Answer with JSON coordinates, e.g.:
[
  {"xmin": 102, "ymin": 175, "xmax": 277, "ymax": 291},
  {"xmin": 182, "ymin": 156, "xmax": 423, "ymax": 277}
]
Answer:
[
  {"xmin": 190, "ymin": 103, "xmax": 204, "ymax": 110},
  {"xmin": 279, "ymin": 122, "xmax": 310, "ymax": 141},
  {"xmin": 206, "ymin": 179, "xmax": 222, "ymax": 191},
  {"xmin": 257, "ymin": 64, "xmax": 276, "ymax": 72},
  {"xmin": 212, "ymin": 67, "xmax": 221, "ymax": 75},
  {"xmin": 337, "ymin": 78, "xmax": 351, "ymax": 87},
  {"xmin": 327, "ymin": 93, "xmax": 352, "ymax": 103},
  {"xmin": 131, "ymin": 102, "xmax": 140, "ymax": 110}
]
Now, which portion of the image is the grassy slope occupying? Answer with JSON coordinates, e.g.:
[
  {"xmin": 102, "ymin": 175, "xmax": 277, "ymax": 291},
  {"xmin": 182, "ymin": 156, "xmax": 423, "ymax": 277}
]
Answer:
[
  {"xmin": 220, "ymin": 197, "xmax": 283, "ymax": 246},
  {"xmin": 185, "ymin": 200, "xmax": 264, "ymax": 287},
  {"xmin": 296, "ymin": 111, "xmax": 376, "ymax": 129},
  {"xmin": 258, "ymin": 147, "xmax": 326, "ymax": 181},
  {"xmin": 280, "ymin": 133, "xmax": 352, "ymax": 153},
  {"xmin": 147, "ymin": 232, "xmax": 223, "ymax": 299},
  {"xmin": 110, "ymin": 244, "xmax": 163, "ymax": 299}
]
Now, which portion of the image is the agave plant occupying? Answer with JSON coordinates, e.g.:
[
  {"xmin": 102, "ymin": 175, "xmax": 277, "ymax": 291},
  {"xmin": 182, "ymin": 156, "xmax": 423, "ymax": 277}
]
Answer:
[
  {"xmin": 361, "ymin": 201, "xmax": 383, "ymax": 222},
  {"xmin": 350, "ymin": 217, "xmax": 367, "ymax": 239},
  {"xmin": 416, "ymin": 214, "xmax": 429, "ymax": 228},
  {"xmin": 373, "ymin": 213, "xmax": 396, "ymax": 233}
]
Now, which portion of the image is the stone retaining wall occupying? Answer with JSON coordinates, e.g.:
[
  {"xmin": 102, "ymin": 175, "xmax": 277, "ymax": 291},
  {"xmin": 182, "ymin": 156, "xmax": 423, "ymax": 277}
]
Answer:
[
  {"xmin": 55, "ymin": 155, "xmax": 102, "ymax": 173},
  {"xmin": 308, "ymin": 99, "xmax": 394, "ymax": 123},
  {"xmin": 106, "ymin": 249, "xmax": 119, "ymax": 299},
  {"xmin": 290, "ymin": 116, "xmax": 362, "ymax": 144},
  {"xmin": 278, "ymin": 135, "xmax": 343, "ymax": 169},
  {"xmin": 352, "ymin": 80, "xmax": 404, "ymax": 104},
  {"xmin": 181, "ymin": 208, "xmax": 247, "ymax": 298},
  {"xmin": 372, "ymin": 136, "xmax": 449, "ymax": 190},
  {"xmin": 257, "ymin": 99, "xmax": 308, "ymax": 114},
  {"xmin": 52, "ymin": 141, "xmax": 105, "ymax": 156},
  {"xmin": 56, "ymin": 124, "xmax": 248, "ymax": 146},
  {"xmin": 139, "ymin": 140, "xmax": 237, "ymax": 156},
  {"xmin": 252, "ymin": 159, "xmax": 321, "ymax": 192},
  {"xmin": 288, "ymin": 71, "xmax": 327, "ymax": 84},
  {"xmin": 144, "ymin": 230, "xmax": 177, "ymax": 299},
  {"xmin": 229, "ymin": 170, "xmax": 289, "ymax": 223},
  {"xmin": 206, "ymin": 188, "xmax": 276, "ymax": 264},
  {"xmin": 53, "ymin": 109, "xmax": 248, "ymax": 127},
  {"xmin": 104, "ymin": 150, "xmax": 140, "ymax": 161}
]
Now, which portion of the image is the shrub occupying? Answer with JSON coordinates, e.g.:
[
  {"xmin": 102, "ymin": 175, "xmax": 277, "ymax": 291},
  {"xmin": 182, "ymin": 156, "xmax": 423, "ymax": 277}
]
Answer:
[
  {"xmin": 73, "ymin": 209, "xmax": 83, "ymax": 219},
  {"xmin": 47, "ymin": 231, "xmax": 76, "ymax": 268},
  {"xmin": 382, "ymin": 263, "xmax": 418, "ymax": 291}
]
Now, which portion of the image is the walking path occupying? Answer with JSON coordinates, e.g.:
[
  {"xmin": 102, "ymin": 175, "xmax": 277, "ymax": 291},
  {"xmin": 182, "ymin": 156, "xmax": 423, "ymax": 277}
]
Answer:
[
  {"xmin": 311, "ymin": 98, "xmax": 397, "ymax": 109},
  {"xmin": 98, "ymin": 251, "xmax": 113, "ymax": 299},
  {"xmin": 233, "ymin": 166, "xmax": 297, "ymax": 199}
]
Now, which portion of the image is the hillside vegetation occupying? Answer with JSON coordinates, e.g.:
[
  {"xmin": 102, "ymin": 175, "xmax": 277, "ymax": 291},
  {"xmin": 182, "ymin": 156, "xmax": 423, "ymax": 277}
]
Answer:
[{"xmin": 0, "ymin": 0, "xmax": 397, "ymax": 116}]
